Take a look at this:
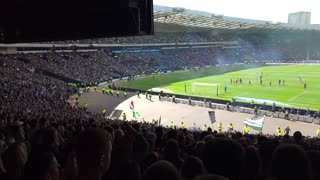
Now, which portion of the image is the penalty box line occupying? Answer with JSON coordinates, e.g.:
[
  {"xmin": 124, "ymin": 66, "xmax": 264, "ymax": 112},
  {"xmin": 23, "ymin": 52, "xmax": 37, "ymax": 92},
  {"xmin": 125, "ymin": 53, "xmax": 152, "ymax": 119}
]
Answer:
[{"xmin": 288, "ymin": 91, "xmax": 308, "ymax": 102}]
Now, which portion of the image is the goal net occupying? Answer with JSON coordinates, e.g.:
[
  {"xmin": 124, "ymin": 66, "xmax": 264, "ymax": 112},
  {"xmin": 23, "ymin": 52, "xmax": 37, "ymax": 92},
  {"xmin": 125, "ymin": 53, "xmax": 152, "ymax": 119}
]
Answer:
[{"xmin": 191, "ymin": 82, "xmax": 219, "ymax": 95}]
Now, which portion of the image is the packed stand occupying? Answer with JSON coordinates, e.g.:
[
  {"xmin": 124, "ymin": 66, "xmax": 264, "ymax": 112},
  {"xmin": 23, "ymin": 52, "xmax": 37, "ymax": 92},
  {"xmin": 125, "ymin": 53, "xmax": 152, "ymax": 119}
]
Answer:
[
  {"xmin": 162, "ymin": 48, "xmax": 243, "ymax": 66},
  {"xmin": 0, "ymin": 57, "xmax": 101, "ymax": 125},
  {"xmin": 43, "ymin": 32, "xmax": 219, "ymax": 44},
  {"xmin": 115, "ymin": 51, "xmax": 187, "ymax": 74},
  {"xmin": 2, "ymin": 50, "xmax": 320, "ymax": 180},
  {"xmin": 1, "ymin": 48, "xmax": 230, "ymax": 84},
  {"xmin": 4, "ymin": 44, "xmax": 320, "ymax": 85},
  {"xmin": 1, "ymin": 109, "xmax": 320, "ymax": 180},
  {"xmin": 240, "ymin": 45, "xmax": 320, "ymax": 62}
]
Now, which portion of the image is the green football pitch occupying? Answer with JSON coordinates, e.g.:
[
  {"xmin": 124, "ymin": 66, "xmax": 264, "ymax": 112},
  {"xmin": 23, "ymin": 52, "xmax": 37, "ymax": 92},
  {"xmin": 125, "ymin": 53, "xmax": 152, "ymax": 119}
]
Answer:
[{"xmin": 120, "ymin": 65, "xmax": 320, "ymax": 110}]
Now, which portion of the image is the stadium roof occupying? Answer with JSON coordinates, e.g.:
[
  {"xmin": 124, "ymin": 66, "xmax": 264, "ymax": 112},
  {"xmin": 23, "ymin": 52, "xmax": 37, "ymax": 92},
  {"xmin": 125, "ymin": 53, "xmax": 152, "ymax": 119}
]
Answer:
[{"xmin": 154, "ymin": 11, "xmax": 320, "ymax": 34}]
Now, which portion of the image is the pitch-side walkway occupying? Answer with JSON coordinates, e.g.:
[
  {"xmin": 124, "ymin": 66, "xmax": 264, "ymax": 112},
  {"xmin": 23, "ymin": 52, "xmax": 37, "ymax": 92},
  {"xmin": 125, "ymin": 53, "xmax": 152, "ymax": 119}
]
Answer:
[
  {"xmin": 114, "ymin": 95, "xmax": 319, "ymax": 136},
  {"xmin": 79, "ymin": 90, "xmax": 319, "ymax": 136}
]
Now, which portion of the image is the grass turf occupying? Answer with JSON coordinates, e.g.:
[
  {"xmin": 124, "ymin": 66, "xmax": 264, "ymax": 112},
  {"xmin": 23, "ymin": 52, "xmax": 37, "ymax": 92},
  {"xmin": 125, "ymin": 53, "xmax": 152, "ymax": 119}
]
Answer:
[{"xmin": 120, "ymin": 65, "xmax": 320, "ymax": 110}]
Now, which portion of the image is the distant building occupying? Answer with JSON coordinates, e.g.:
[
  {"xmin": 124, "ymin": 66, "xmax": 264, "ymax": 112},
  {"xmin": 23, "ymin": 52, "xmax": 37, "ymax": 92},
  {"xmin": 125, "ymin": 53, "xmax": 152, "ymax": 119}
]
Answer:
[{"xmin": 288, "ymin": 12, "xmax": 311, "ymax": 25}]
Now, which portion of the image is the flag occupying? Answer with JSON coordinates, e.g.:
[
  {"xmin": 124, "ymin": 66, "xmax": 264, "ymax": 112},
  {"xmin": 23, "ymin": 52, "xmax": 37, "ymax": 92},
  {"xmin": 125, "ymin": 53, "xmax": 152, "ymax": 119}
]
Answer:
[
  {"xmin": 133, "ymin": 111, "xmax": 141, "ymax": 118},
  {"xmin": 129, "ymin": 101, "xmax": 135, "ymax": 110},
  {"xmin": 244, "ymin": 115, "xmax": 265, "ymax": 131},
  {"xmin": 130, "ymin": 101, "xmax": 141, "ymax": 119},
  {"xmin": 158, "ymin": 116, "xmax": 162, "ymax": 126}
]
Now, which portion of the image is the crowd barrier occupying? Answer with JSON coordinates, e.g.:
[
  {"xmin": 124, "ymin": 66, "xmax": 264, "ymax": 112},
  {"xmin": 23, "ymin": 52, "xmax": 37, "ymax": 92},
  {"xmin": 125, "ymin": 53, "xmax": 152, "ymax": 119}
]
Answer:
[{"xmin": 161, "ymin": 96, "xmax": 320, "ymax": 125}]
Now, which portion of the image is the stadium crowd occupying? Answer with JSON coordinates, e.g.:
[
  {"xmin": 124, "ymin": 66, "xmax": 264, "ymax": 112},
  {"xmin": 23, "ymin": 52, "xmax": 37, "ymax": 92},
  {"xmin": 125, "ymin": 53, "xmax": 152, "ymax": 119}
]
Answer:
[
  {"xmin": 1, "ymin": 59, "xmax": 320, "ymax": 180},
  {"xmin": 45, "ymin": 32, "xmax": 216, "ymax": 44},
  {"xmin": 4, "ymin": 44, "xmax": 320, "ymax": 85},
  {"xmin": 2, "ymin": 34, "xmax": 320, "ymax": 180}
]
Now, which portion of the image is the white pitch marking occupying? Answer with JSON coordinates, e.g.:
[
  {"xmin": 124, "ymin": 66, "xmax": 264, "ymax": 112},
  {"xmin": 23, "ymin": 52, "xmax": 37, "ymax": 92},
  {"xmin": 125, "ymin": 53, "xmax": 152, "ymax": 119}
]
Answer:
[
  {"xmin": 238, "ymin": 92, "xmax": 249, "ymax": 96},
  {"xmin": 288, "ymin": 91, "xmax": 308, "ymax": 102}
]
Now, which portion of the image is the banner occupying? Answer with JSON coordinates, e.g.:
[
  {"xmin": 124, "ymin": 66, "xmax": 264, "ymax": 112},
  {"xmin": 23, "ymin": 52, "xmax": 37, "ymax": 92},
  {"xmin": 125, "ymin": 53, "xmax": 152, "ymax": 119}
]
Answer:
[
  {"xmin": 208, "ymin": 111, "xmax": 216, "ymax": 124},
  {"xmin": 244, "ymin": 115, "xmax": 265, "ymax": 131}
]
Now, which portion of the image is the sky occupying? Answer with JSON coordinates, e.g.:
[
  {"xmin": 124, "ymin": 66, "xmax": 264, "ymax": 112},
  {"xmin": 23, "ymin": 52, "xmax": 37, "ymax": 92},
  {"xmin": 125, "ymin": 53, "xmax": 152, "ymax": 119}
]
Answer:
[{"xmin": 153, "ymin": 0, "xmax": 320, "ymax": 24}]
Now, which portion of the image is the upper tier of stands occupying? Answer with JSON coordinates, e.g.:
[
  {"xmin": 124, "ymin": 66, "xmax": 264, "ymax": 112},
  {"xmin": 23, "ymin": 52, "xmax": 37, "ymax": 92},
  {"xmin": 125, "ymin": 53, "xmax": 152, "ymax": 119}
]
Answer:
[
  {"xmin": 41, "ymin": 32, "xmax": 236, "ymax": 44},
  {"xmin": 2, "ymin": 45, "xmax": 320, "ymax": 83}
]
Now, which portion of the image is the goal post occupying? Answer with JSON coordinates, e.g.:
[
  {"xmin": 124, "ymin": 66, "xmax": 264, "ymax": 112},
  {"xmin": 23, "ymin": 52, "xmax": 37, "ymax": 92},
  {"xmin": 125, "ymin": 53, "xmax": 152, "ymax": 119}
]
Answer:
[{"xmin": 191, "ymin": 82, "xmax": 219, "ymax": 96}]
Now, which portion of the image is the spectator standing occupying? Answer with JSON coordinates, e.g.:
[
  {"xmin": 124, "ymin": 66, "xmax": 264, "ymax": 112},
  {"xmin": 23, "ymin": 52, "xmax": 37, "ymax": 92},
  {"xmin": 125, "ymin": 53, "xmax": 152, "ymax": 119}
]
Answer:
[
  {"xmin": 75, "ymin": 128, "xmax": 112, "ymax": 180},
  {"xmin": 284, "ymin": 126, "xmax": 291, "ymax": 136}
]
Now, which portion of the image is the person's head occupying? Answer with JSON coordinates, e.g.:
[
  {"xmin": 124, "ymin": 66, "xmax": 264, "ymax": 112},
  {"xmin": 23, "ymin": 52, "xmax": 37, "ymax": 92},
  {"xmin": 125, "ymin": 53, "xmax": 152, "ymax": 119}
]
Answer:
[
  {"xmin": 31, "ymin": 127, "xmax": 60, "ymax": 153},
  {"xmin": 0, "ymin": 131, "xmax": 7, "ymax": 153},
  {"xmin": 24, "ymin": 152, "xmax": 59, "ymax": 180},
  {"xmin": 272, "ymin": 144, "xmax": 310, "ymax": 180},
  {"xmin": 104, "ymin": 126, "xmax": 114, "ymax": 143},
  {"xmin": 167, "ymin": 129, "xmax": 178, "ymax": 140},
  {"xmin": 115, "ymin": 160, "xmax": 141, "ymax": 180},
  {"xmin": 29, "ymin": 119, "xmax": 39, "ymax": 129},
  {"xmin": 185, "ymin": 134, "xmax": 194, "ymax": 146},
  {"xmin": 164, "ymin": 139, "xmax": 180, "ymax": 157},
  {"xmin": 39, "ymin": 118, "xmax": 48, "ymax": 128},
  {"xmin": 242, "ymin": 146, "xmax": 261, "ymax": 180},
  {"xmin": 200, "ymin": 131, "xmax": 211, "ymax": 141},
  {"xmin": 10, "ymin": 121, "xmax": 24, "ymax": 142},
  {"xmin": 143, "ymin": 160, "xmax": 180, "ymax": 180},
  {"xmin": 155, "ymin": 126, "xmax": 164, "ymax": 139},
  {"xmin": 114, "ymin": 129, "xmax": 124, "ymax": 144},
  {"xmin": 76, "ymin": 128, "xmax": 112, "ymax": 176},
  {"xmin": 181, "ymin": 156, "xmax": 206, "ymax": 180},
  {"xmin": 3, "ymin": 142, "xmax": 28, "ymax": 179},
  {"xmin": 306, "ymin": 150, "xmax": 320, "ymax": 180},
  {"xmin": 141, "ymin": 152, "xmax": 159, "ymax": 173},
  {"xmin": 283, "ymin": 134, "xmax": 290, "ymax": 140},
  {"xmin": 203, "ymin": 135, "xmax": 214, "ymax": 143},
  {"xmin": 177, "ymin": 133, "xmax": 186, "ymax": 147},
  {"xmin": 293, "ymin": 131, "xmax": 303, "ymax": 142},
  {"xmin": 202, "ymin": 138, "xmax": 245, "ymax": 180},
  {"xmin": 132, "ymin": 123, "xmax": 141, "ymax": 133},
  {"xmin": 195, "ymin": 141, "xmax": 206, "ymax": 158},
  {"xmin": 146, "ymin": 133, "xmax": 157, "ymax": 150}
]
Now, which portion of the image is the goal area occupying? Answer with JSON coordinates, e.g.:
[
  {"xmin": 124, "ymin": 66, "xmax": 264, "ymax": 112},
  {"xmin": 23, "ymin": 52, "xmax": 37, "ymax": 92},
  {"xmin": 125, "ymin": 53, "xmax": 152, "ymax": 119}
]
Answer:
[{"xmin": 191, "ymin": 82, "xmax": 219, "ymax": 95}]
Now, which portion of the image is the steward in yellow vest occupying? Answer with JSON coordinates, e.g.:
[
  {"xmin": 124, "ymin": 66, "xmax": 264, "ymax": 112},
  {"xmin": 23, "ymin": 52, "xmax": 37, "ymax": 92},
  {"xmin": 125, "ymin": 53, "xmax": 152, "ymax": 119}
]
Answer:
[
  {"xmin": 180, "ymin": 122, "xmax": 185, "ymax": 129},
  {"xmin": 170, "ymin": 121, "xmax": 174, "ymax": 128},
  {"xmin": 243, "ymin": 125, "xmax": 249, "ymax": 134},
  {"xmin": 277, "ymin": 127, "xmax": 282, "ymax": 137}
]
